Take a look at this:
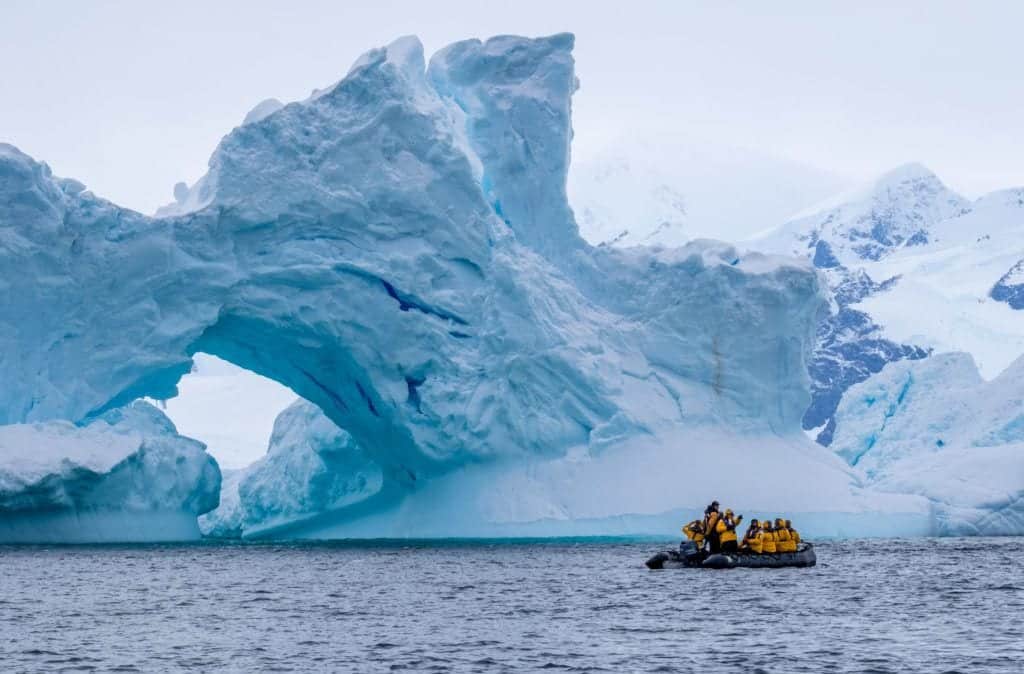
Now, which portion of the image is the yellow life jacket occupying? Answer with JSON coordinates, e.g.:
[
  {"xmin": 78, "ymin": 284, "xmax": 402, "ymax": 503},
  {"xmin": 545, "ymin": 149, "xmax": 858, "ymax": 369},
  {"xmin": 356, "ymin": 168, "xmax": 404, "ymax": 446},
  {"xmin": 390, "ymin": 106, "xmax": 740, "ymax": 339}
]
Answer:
[
  {"xmin": 775, "ymin": 527, "xmax": 795, "ymax": 552},
  {"xmin": 704, "ymin": 512, "xmax": 720, "ymax": 540},
  {"xmin": 761, "ymin": 529, "xmax": 777, "ymax": 553},
  {"xmin": 715, "ymin": 518, "xmax": 737, "ymax": 544},
  {"xmin": 790, "ymin": 529, "xmax": 801, "ymax": 546},
  {"xmin": 744, "ymin": 530, "xmax": 763, "ymax": 554},
  {"xmin": 682, "ymin": 521, "xmax": 705, "ymax": 545}
]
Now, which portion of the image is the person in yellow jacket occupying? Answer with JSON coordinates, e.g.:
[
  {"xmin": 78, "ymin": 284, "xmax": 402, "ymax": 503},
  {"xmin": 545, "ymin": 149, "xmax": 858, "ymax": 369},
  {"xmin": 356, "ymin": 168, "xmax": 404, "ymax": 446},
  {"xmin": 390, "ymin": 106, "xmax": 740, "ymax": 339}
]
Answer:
[
  {"xmin": 740, "ymin": 518, "xmax": 763, "ymax": 554},
  {"xmin": 715, "ymin": 509, "xmax": 743, "ymax": 553},
  {"xmin": 760, "ymin": 520, "xmax": 777, "ymax": 553},
  {"xmin": 703, "ymin": 501, "xmax": 722, "ymax": 553},
  {"xmin": 775, "ymin": 518, "xmax": 796, "ymax": 552},
  {"xmin": 786, "ymin": 519, "xmax": 800, "ymax": 547},
  {"xmin": 681, "ymin": 519, "xmax": 705, "ymax": 549}
]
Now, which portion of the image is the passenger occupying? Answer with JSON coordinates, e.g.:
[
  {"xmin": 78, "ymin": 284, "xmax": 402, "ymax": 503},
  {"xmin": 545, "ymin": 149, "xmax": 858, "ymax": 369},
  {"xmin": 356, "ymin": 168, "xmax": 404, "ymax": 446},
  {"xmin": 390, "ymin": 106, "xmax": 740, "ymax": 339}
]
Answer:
[
  {"xmin": 775, "ymin": 518, "xmax": 795, "ymax": 553},
  {"xmin": 760, "ymin": 519, "xmax": 777, "ymax": 554},
  {"xmin": 740, "ymin": 518, "xmax": 763, "ymax": 554},
  {"xmin": 715, "ymin": 509, "xmax": 743, "ymax": 554},
  {"xmin": 786, "ymin": 519, "xmax": 800, "ymax": 548},
  {"xmin": 681, "ymin": 519, "xmax": 705, "ymax": 549},
  {"xmin": 703, "ymin": 501, "xmax": 722, "ymax": 553}
]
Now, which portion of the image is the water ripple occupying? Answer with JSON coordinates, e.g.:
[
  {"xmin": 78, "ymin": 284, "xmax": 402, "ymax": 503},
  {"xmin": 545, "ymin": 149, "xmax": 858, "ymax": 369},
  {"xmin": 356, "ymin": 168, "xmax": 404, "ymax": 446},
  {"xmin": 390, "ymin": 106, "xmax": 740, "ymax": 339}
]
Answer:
[{"xmin": 0, "ymin": 538, "xmax": 1022, "ymax": 672}]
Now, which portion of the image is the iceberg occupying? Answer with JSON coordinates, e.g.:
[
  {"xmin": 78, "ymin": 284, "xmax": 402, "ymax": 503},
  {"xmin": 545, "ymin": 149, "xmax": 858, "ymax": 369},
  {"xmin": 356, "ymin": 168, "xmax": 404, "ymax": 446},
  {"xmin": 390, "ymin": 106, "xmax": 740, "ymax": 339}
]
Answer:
[
  {"xmin": 4, "ymin": 32, "xmax": 1011, "ymax": 540},
  {"xmin": 0, "ymin": 402, "xmax": 220, "ymax": 543},
  {"xmin": 200, "ymin": 399, "xmax": 382, "ymax": 538},
  {"xmin": 830, "ymin": 353, "xmax": 1024, "ymax": 535},
  {"xmin": 202, "ymin": 397, "xmax": 931, "ymax": 540}
]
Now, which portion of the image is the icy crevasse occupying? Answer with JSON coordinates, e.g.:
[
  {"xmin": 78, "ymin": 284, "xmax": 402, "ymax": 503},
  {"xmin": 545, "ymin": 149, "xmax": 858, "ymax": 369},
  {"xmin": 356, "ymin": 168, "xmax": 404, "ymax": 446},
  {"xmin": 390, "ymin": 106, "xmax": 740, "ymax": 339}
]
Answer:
[{"xmin": 2, "ymin": 34, "xmax": 939, "ymax": 540}]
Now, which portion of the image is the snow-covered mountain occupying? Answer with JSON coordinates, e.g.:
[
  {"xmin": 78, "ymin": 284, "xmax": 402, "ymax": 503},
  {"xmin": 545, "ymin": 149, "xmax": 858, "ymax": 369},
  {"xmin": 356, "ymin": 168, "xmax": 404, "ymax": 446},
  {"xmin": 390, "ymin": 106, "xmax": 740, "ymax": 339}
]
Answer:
[
  {"xmin": 753, "ymin": 163, "xmax": 972, "ymax": 266},
  {"xmin": 750, "ymin": 165, "xmax": 1024, "ymax": 444},
  {"xmin": 568, "ymin": 136, "xmax": 848, "ymax": 246},
  {"xmin": 854, "ymin": 186, "xmax": 1024, "ymax": 377}
]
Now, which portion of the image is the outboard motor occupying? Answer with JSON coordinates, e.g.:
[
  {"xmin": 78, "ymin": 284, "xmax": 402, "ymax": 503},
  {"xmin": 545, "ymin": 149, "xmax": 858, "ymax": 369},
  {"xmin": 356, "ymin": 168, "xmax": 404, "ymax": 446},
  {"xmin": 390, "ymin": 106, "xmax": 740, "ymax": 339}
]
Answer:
[{"xmin": 678, "ymin": 540, "xmax": 702, "ymax": 562}]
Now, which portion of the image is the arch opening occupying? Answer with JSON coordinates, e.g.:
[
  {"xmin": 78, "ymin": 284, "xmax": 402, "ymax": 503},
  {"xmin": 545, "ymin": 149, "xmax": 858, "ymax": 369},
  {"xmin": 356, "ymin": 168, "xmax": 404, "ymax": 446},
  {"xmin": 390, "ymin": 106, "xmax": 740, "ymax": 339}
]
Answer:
[{"xmin": 153, "ymin": 349, "xmax": 394, "ymax": 540}]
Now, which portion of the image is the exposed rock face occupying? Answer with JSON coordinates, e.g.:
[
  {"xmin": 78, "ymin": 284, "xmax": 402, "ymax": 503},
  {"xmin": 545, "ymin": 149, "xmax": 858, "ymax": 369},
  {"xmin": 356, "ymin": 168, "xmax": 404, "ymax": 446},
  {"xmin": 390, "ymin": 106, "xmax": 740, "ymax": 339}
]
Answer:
[
  {"xmin": 991, "ymin": 258, "xmax": 1024, "ymax": 310},
  {"xmin": 803, "ymin": 268, "xmax": 929, "ymax": 445}
]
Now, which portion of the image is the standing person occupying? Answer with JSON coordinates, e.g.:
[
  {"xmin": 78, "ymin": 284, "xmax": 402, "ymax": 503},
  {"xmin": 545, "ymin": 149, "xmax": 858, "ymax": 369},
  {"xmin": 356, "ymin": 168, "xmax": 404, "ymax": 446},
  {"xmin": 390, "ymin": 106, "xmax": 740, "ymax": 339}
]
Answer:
[
  {"xmin": 741, "ymin": 518, "xmax": 763, "ymax": 554},
  {"xmin": 716, "ymin": 509, "xmax": 743, "ymax": 554},
  {"xmin": 703, "ymin": 501, "xmax": 721, "ymax": 553},
  {"xmin": 760, "ymin": 519, "xmax": 777, "ymax": 554}
]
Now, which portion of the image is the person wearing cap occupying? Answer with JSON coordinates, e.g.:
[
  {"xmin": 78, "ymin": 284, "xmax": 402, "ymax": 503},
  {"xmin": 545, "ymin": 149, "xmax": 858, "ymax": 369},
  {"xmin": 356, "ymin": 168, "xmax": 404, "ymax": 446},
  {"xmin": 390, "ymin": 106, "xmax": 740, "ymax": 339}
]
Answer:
[
  {"xmin": 715, "ymin": 509, "xmax": 743, "ymax": 554},
  {"xmin": 775, "ymin": 517, "xmax": 795, "ymax": 552},
  {"xmin": 760, "ymin": 519, "xmax": 777, "ymax": 553},
  {"xmin": 703, "ymin": 501, "xmax": 722, "ymax": 553},
  {"xmin": 740, "ymin": 518, "xmax": 763, "ymax": 554}
]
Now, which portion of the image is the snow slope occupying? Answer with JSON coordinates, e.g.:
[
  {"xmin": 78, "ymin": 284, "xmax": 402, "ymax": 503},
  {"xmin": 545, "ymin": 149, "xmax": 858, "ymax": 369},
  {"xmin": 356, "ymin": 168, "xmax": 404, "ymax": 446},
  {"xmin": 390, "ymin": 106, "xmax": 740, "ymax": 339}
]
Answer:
[
  {"xmin": 855, "ymin": 187, "xmax": 1024, "ymax": 378},
  {"xmin": 0, "ymin": 402, "xmax": 220, "ymax": 543}
]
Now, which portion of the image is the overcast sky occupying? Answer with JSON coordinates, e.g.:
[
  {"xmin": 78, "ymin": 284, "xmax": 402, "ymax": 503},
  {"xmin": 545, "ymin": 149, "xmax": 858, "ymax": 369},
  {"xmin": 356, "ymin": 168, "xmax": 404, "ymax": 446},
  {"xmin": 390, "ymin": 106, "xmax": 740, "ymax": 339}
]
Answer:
[{"xmin": 3, "ymin": 1, "xmax": 1022, "ymax": 214}]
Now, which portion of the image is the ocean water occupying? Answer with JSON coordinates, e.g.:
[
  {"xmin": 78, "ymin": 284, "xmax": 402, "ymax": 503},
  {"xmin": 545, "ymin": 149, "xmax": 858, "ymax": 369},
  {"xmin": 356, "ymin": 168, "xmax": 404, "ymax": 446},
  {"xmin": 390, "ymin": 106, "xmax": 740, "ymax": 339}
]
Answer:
[{"xmin": 1, "ymin": 538, "xmax": 1022, "ymax": 673}]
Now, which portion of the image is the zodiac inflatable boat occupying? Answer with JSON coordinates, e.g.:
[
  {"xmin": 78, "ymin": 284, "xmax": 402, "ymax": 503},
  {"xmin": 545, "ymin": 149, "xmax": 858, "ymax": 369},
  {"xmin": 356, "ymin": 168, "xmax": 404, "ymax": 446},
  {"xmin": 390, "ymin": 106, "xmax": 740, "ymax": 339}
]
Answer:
[{"xmin": 645, "ymin": 541, "xmax": 817, "ymax": 570}]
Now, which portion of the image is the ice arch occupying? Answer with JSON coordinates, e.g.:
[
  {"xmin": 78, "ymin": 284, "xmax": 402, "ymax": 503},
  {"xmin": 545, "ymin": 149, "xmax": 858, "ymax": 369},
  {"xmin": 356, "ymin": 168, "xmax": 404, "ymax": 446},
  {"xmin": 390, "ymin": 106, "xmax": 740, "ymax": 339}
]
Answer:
[
  {"xmin": 1, "ymin": 34, "xmax": 856, "ymax": 539},
  {"xmin": 156, "ymin": 354, "xmax": 297, "ymax": 471}
]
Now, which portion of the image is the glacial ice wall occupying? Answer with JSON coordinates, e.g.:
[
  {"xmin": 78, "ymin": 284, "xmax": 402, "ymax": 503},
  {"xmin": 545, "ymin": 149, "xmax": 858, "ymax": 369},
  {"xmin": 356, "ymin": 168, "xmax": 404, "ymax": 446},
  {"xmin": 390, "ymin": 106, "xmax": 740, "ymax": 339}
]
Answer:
[
  {"xmin": 831, "ymin": 353, "xmax": 1024, "ymax": 535},
  {"xmin": 3, "ymin": 33, "xmax": 955, "ymax": 540}
]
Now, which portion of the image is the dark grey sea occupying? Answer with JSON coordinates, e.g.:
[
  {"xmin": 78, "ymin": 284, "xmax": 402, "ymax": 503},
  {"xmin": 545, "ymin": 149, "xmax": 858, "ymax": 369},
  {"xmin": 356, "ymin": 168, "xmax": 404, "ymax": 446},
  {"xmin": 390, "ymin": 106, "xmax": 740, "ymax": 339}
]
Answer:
[{"xmin": 2, "ymin": 538, "xmax": 1022, "ymax": 672}]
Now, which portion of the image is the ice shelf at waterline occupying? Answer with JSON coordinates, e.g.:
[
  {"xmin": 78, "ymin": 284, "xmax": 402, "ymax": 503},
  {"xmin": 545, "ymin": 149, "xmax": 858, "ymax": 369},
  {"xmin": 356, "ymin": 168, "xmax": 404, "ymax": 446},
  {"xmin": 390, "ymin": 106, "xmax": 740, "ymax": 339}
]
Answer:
[
  {"xmin": 0, "ymin": 33, "xmax": 1016, "ymax": 542},
  {"xmin": 830, "ymin": 353, "xmax": 1024, "ymax": 536},
  {"xmin": 0, "ymin": 403, "xmax": 220, "ymax": 543}
]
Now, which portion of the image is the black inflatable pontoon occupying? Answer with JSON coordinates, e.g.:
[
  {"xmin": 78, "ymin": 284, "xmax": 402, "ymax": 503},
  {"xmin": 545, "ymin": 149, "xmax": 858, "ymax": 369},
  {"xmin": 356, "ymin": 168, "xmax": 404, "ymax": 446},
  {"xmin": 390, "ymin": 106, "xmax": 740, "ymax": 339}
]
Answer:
[{"xmin": 645, "ymin": 541, "xmax": 816, "ymax": 570}]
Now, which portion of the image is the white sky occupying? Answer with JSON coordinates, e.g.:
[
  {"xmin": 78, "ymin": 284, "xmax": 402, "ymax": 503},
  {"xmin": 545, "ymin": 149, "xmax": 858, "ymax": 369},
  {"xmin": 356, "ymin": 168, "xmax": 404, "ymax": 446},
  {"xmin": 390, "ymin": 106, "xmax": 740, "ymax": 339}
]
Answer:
[{"xmin": 2, "ymin": 0, "xmax": 1022, "ymax": 214}]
